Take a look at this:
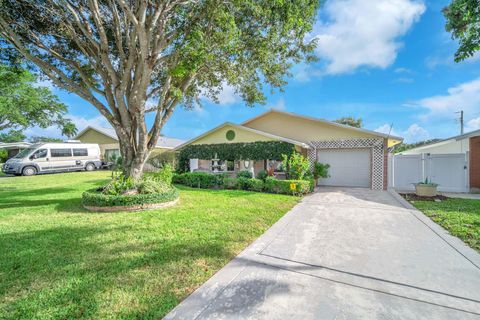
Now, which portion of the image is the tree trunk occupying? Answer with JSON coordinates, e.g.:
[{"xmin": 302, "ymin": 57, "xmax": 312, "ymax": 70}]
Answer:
[{"xmin": 118, "ymin": 138, "xmax": 151, "ymax": 181}]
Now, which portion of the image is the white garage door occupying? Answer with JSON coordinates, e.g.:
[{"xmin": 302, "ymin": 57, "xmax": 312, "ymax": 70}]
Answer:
[{"xmin": 317, "ymin": 149, "xmax": 371, "ymax": 188}]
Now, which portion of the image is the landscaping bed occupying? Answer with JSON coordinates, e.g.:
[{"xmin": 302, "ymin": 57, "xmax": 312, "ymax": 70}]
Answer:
[
  {"xmin": 82, "ymin": 187, "xmax": 179, "ymax": 212},
  {"xmin": 173, "ymin": 172, "xmax": 313, "ymax": 195},
  {"xmin": 400, "ymin": 193, "xmax": 448, "ymax": 202}
]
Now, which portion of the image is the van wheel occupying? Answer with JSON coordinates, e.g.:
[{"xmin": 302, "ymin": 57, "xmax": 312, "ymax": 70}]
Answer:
[
  {"xmin": 85, "ymin": 163, "xmax": 96, "ymax": 171},
  {"xmin": 22, "ymin": 166, "xmax": 37, "ymax": 176}
]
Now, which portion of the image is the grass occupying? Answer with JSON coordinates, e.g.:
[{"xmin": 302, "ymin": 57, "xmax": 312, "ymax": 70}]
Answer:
[
  {"xmin": 0, "ymin": 171, "xmax": 299, "ymax": 319},
  {"xmin": 410, "ymin": 197, "xmax": 480, "ymax": 252}
]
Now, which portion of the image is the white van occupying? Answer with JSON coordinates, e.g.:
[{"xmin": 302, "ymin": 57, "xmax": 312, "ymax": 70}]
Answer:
[{"xmin": 2, "ymin": 143, "xmax": 102, "ymax": 176}]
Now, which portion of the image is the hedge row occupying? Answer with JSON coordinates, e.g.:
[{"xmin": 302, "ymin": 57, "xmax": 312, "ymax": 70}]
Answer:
[
  {"xmin": 172, "ymin": 172, "xmax": 311, "ymax": 195},
  {"xmin": 82, "ymin": 187, "xmax": 179, "ymax": 207},
  {"xmin": 178, "ymin": 141, "xmax": 296, "ymax": 172}
]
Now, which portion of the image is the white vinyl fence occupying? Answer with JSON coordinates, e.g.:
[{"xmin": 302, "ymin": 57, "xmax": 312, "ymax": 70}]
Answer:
[{"xmin": 389, "ymin": 153, "xmax": 469, "ymax": 193}]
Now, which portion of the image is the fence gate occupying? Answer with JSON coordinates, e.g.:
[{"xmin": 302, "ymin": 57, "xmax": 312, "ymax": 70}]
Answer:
[{"xmin": 389, "ymin": 153, "xmax": 469, "ymax": 193}]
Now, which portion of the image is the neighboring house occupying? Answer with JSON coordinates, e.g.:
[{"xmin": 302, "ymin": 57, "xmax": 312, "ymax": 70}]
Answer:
[
  {"xmin": 0, "ymin": 142, "xmax": 32, "ymax": 159},
  {"xmin": 397, "ymin": 129, "xmax": 480, "ymax": 192},
  {"xmin": 74, "ymin": 126, "xmax": 185, "ymax": 160},
  {"xmin": 175, "ymin": 109, "xmax": 403, "ymax": 190}
]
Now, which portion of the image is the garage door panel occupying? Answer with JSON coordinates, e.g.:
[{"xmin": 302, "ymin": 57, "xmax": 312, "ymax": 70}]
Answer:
[{"xmin": 317, "ymin": 149, "xmax": 371, "ymax": 188}]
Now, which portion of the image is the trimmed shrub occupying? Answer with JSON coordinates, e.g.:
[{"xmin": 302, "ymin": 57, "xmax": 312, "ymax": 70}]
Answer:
[
  {"xmin": 236, "ymin": 177, "xmax": 250, "ymax": 190},
  {"xmin": 153, "ymin": 163, "xmax": 174, "ymax": 185},
  {"xmin": 172, "ymin": 173, "xmax": 185, "ymax": 184},
  {"xmin": 102, "ymin": 175, "xmax": 135, "ymax": 195},
  {"xmin": 173, "ymin": 172, "xmax": 310, "ymax": 195},
  {"xmin": 173, "ymin": 172, "xmax": 226, "ymax": 188},
  {"xmin": 248, "ymin": 178, "xmax": 264, "ymax": 192},
  {"xmin": 224, "ymin": 177, "xmax": 238, "ymax": 189},
  {"xmin": 256, "ymin": 170, "xmax": 268, "ymax": 181},
  {"xmin": 82, "ymin": 187, "xmax": 178, "ymax": 207},
  {"xmin": 137, "ymin": 177, "xmax": 171, "ymax": 194},
  {"xmin": 237, "ymin": 170, "xmax": 253, "ymax": 179},
  {"xmin": 264, "ymin": 177, "xmax": 310, "ymax": 195}
]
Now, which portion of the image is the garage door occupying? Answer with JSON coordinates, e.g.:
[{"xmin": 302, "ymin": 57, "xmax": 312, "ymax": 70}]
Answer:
[{"xmin": 317, "ymin": 149, "xmax": 371, "ymax": 187}]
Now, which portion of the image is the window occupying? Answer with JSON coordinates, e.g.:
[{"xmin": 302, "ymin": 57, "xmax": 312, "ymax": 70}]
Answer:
[
  {"xmin": 51, "ymin": 149, "xmax": 72, "ymax": 157},
  {"xmin": 14, "ymin": 148, "xmax": 35, "ymax": 159},
  {"xmin": 73, "ymin": 148, "xmax": 88, "ymax": 156},
  {"xmin": 31, "ymin": 149, "xmax": 47, "ymax": 159}
]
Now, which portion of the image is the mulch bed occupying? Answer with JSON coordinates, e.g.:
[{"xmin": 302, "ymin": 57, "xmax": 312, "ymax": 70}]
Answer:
[{"xmin": 400, "ymin": 193, "xmax": 449, "ymax": 202}]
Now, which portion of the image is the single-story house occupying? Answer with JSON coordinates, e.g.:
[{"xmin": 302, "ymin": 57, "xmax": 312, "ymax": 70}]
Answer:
[
  {"xmin": 74, "ymin": 126, "xmax": 185, "ymax": 160},
  {"xmin": 175, "ymin": 109, "xmax": 403, "ymax": 190},
  {"xmin": 0, "ymin": 142, "xmax": 32, "ymax": 159},
  {"xmin": 398, "ymin": 129, "xmax": 480, "ymax": 191}
]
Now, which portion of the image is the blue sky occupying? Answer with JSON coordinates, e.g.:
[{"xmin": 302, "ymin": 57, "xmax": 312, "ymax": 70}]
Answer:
[{"xmin": 29, "ymin": 0, "xmax": 480, "ymax": 143}]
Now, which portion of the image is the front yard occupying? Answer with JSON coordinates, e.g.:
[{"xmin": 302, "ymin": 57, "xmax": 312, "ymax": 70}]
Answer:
[
  {"xmin": 0, "ymin": 171, "xmax": 299, "ymax": 319},
  {"xmin": 408, "ymin": 197, "xmax": 480, "ymax": 253}
]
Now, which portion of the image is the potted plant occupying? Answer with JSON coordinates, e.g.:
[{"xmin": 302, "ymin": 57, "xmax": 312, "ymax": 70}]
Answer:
[
  {"xmin": 313, "ymin": 162, "xmax": 330, "ymax": 186},
  {"xmin": 414, "ymin": 179, "xmax": 439, "ymax": 197}
]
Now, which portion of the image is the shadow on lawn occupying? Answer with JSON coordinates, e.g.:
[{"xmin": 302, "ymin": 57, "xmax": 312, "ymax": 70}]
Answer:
[
  {"xmin": 0, "ymin": 198, "xmax": 84, "ymax": 213},
  {"xmin": 0, "ymin": 225, "xmax": 233, "ymax": 318}
]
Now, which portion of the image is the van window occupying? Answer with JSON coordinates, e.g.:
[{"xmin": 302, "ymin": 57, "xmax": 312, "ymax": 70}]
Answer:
[
  {"xmin": 51, "ymin": 149, "xmax": 72, "ymax": 157},
  {"xmin": 73, "ymin": 149, "xmax": 88, "ymax": 156},
  {"xmin": 31, "ymin": 149, "xmax": 48, "ymax": 159}
]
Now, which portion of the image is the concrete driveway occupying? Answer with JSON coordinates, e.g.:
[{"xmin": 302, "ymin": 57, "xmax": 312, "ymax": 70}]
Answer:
[{"xmin": 165, "ymin": 188, "xmax": 480, "ymax": 319}]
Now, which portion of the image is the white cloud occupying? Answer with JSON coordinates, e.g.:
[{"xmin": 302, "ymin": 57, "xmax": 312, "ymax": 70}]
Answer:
[
  {"xmin": 465, "ymin": 117, "xmax": 480, "ymax": 132},
  {"xmin": 200, "ymin": 82, "xmax": 241, "ymax": 106},
  {"xmin": 269, "ymin": 98, "xmax": 286, "ymax": 111},
  {"xmin": 413, "ymin": 78, "xmax": 480, "ymax": 120},
  {"xmin": 375, "ymin": 124, "xmax": 400, "ymax": 137},
  {"xmin": 394, "ymin": 67, "xmax": 414, "ymax": 74},
  {"xmin": 312, "ymin": 0, "xmax": 425, "ymax": 75},
  {"xmin": 395, "ymin": 77, "xmax": 414, "ymax": 83},
  {"xmin": 375, "ymin": 123, "xmax": 429, "ymax": 143},
  {"xmin": 403, "ymin": 123, "xmax": 429, "ymax": 142}
]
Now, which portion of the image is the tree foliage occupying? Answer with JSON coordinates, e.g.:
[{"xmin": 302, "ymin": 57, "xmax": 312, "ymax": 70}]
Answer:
[
  {"xmin": 178, "ymin": 141, "xmax": 296, "ymax": 172},
  {"xmin": 0, "ymin": 64, "xmax": 75, "ymax": 133},
  {"xmin": 334, "ymin": 116, "xmax": 363, "ymax": 128},
  {"xmin": 0, "ymin": 129, "xmax": 26, "ymax": 143},
  {"xmin": 281, "ymin": 152, "xmax": 310, "ymax": 180},
  {"xmin": 444, "ymin": 0, "xmax": 480, "ymax": 62},
  {"xmin": 0, "ymin": 0, "xmax": 319, "ymax": 179},
  {"xmin": 392, "ymin": 139, "xmax": 442, "ymax": 154}
]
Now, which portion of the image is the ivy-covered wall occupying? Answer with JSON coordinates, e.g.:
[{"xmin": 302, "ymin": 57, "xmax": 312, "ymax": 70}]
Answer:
[{"xmin": 178, "ymin": 141, "xmax": 296, "ymax": 172}]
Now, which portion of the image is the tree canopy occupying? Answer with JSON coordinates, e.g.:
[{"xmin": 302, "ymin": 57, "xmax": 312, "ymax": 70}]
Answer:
[
  {"xmin": 0, "ymin": 64, "xmax": 76, "ymax": 133},
  {"xmin": 444, "ymin": 0, "xmax": 480, "ymax": 62},
  {"xmin": 334, "ymin": 116, "xmax": 363, "ymax": 128},
  {"xmin": 0, "ymin": 0, "xmax": 319, "ymax": 179},
  {"xmin": 0, "ymin": 129, "xmax": 26, "ymax": 143}
]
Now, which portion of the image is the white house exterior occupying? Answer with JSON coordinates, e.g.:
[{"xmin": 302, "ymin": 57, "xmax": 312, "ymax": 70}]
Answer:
[
  {"xmin": 393, "ymin": 129, "xmax": 480, "ymax": 192},
  {"xmin": 400, "ymin": 135, "xmax": 473, "ymax": 155}
]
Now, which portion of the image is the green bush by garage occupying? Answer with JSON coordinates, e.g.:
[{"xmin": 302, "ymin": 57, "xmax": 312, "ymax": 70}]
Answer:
[{"xmin": 172, "ymin": 172, "xmax": 311, "ymax": 195}]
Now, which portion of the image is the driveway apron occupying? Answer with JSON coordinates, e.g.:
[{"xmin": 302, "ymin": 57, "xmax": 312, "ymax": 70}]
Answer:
[{"xmin": 165, "ymin": 187, "xmax": 480, "ymax": 320}]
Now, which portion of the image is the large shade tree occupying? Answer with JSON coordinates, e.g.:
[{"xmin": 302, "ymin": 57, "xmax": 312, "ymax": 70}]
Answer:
[
  {"xmin": 0, "ymin": 0, "xmax": 319, "ymax": 179},
  {"xmin": 0, "ymin": 64, "xmax": 76, "ymax": 135}
]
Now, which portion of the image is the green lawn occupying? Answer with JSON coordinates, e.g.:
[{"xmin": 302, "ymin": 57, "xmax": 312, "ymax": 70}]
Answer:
[
  {"xmin": 0, "ymin": 171, "xmax": 299, "ymax": 319},
  {"xmin": 410, "ymin": 198, "xmax": 480, "ymax": 253}
]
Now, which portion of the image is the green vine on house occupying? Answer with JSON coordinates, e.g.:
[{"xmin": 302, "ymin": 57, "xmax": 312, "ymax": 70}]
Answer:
[{"xmin": 178, "ymin": 141, "xmax": 296, "ymax": 172}]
